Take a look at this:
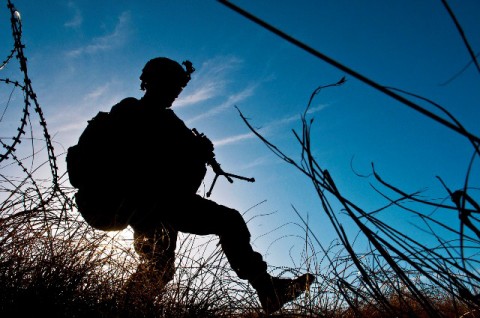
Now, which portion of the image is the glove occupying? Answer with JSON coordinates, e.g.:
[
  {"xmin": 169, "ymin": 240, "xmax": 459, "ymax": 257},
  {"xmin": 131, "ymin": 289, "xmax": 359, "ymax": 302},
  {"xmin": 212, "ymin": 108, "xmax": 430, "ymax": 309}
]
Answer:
[
  {"xmin": 192, "ymin": 128, "xmax": 214, "ymax": 160},
  {"xmin": 198, "ymin": 134, "xmax": 214, "ymax": 159}
]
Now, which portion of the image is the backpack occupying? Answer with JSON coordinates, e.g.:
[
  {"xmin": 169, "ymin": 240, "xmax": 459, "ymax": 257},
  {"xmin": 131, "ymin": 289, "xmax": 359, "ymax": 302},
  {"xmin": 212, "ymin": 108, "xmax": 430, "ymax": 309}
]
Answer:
[
  {"xmin": 67, "ymin": 111, "xmax": 108, "ymax": 188},
  {"xmin": 66, "ymin": 102, "xmax": 211, "ymax": 232},
  {"xmin": 66, "ymin": 111, "xmax": 130, "ymax": 231}
]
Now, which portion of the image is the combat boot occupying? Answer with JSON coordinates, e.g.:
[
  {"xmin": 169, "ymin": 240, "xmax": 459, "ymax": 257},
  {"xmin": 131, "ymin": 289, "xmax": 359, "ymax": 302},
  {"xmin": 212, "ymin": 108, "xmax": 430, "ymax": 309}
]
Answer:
[{"xmin": 251, "ymin": 272, "xmax": 315, "ymax": 315}]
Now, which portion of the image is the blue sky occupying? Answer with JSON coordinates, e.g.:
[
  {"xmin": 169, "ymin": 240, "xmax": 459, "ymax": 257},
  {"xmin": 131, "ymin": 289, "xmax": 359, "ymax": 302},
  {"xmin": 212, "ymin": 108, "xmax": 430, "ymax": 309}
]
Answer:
[{"xmin": 1, "ymin": 1, "xmax": 479, "ymax": 268}]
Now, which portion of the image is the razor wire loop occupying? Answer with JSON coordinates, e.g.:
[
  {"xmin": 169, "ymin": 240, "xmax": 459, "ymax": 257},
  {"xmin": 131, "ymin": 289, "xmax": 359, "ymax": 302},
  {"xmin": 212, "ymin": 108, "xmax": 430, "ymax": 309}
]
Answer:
[{"xmin": 2, "ymin": 1, "xmax": 60, "ymax": 193}]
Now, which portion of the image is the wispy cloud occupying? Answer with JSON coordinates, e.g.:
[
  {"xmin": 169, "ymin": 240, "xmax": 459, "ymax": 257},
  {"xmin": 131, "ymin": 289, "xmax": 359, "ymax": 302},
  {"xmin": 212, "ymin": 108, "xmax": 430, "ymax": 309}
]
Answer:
[
  {"xmin": 66, "ymin": 11, "xmax": 131, "ymax": 57},
  {"xmin": 213, "ymin": 131, "xmax": 256, "ymax": 147},
  {"xmin": 64, "ymin": 1, "xmax": 82, "ymax": 29},
  {"xmin": 238, "ymin": 155, "xmax": 272, "ymax": 170},
  {"xmin": 179, "ymin": 55, "xmax": 329, "ymax": 149},
  {"xmin": 175, "ymin": 55, "xmax": 242, "ymax": 109},
  {"xmin": 212, "ymin": 103, "xmax": 329, "ymax": 149},
  {"xmin": 185, "ymin": 85, "xmax": 255, "ymax": 125},
  {"xmin": 84, "ymin": 83, "xmax": 110, "ymax": 101},
  {"xmin": 174, "ymin": 82, "xmax": 219, "ymax": 108},
  {"xmin": 266, "ymin": 103, "xmax": 329, "ymax": 128},
  {"xmin": 197, "ymin": 56, "xmax": 243, "ymax": 80},
  {"xmin": 306, "ymin": 103, "xmax": 329, "ymax": 115}
]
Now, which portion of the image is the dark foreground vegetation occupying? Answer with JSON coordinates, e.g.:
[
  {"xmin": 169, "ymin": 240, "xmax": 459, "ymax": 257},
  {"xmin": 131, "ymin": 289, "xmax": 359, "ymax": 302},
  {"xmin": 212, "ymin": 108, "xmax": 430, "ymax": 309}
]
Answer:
[
  {"xmin": 0, "ymin": 188, "xmax": 477, "ymax": 318},
  {"xmin": 1, "ymin": 1, "xmax": 479, "ymax": 317}
]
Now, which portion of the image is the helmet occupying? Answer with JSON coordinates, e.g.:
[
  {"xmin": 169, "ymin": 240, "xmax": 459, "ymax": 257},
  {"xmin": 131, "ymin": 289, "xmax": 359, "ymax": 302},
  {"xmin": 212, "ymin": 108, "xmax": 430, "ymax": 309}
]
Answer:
[{"xmin": 140, "ymin": 57, "xmax": 195, "ymax": 91}]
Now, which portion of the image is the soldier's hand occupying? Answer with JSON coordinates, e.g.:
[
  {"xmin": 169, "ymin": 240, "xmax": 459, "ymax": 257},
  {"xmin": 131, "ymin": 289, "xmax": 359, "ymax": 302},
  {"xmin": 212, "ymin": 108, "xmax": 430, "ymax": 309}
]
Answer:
[
  {"xmin": 192, "ymin": 128, "xmax": 214, "ymax": 159},
  {"xmin": 199, "ymin": 135, "xmax": 214, "ymax": 154}
]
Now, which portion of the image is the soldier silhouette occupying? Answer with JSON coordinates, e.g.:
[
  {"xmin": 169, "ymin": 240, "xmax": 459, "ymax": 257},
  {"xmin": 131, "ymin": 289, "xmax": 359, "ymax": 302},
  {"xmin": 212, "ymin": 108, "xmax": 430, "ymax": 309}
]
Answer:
[{"xmin": 74, "ymin": 57, "xmax": 314, "ymax": 314}]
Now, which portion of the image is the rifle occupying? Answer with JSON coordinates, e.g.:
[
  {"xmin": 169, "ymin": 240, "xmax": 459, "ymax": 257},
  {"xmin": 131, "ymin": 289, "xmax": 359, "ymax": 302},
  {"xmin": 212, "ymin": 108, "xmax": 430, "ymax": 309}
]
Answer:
[{"xmin": 192, "ymin": 128, "xmax": 255, "ymax": 197}]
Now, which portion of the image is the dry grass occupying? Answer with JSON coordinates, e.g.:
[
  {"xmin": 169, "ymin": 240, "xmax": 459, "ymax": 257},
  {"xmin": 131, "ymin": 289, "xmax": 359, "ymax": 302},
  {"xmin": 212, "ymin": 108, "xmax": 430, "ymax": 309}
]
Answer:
[{"xmin": 0, "ymin": 178, "xmax": 477, "ymax": 317}]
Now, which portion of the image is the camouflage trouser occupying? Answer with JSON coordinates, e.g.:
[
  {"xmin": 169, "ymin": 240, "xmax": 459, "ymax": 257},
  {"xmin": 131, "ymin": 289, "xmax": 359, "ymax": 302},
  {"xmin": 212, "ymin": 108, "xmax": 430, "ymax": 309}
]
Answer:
[{"xmin": 129, "ymin": 194, "xmax": 268, "ymax": 284}]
